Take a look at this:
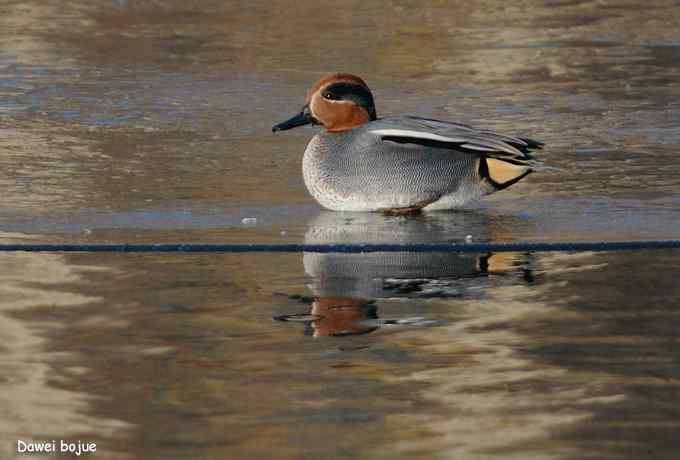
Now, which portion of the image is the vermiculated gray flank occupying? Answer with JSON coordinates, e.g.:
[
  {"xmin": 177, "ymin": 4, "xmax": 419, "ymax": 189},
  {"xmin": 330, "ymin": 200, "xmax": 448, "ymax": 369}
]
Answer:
[{"xmin": 303, "ymin": 116, "xmax": 542, "ymax": 212}]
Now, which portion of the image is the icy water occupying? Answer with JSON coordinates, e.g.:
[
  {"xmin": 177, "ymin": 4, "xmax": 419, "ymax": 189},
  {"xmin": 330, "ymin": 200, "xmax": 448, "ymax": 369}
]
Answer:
[
  {"xmin": 1, "ymin": 1, "xmax": 680, "ymax": 459},
  {"xmin": 3, "ymin": 248, "xmax": 680, "ymax": 459}
]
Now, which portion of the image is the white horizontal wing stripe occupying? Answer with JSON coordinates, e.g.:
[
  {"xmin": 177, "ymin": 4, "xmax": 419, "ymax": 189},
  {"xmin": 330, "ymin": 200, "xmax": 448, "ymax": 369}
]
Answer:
[{"xmin": 371, "ymin": 129, "xmax": 467, "ymax": 143}]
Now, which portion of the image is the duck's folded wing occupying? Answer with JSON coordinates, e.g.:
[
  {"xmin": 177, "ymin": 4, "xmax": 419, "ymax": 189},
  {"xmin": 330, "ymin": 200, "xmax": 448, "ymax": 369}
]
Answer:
[
  {"xmin": 369, "ymin": 116, "xmax": 545, "ymax": 189},
  {"xmin": 370, "ymin": 115, "xmax": 543, "ymax": 162}
]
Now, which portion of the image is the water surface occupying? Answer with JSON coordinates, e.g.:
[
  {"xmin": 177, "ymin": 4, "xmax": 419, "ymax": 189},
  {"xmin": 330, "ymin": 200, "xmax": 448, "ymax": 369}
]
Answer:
[
  {"xmin": 1, "ymin": 1, "xmax": 680, "ymax": 459},
  {"xmin": 3, "ymin": 244, "xmax": 680, "ymax": 459}
]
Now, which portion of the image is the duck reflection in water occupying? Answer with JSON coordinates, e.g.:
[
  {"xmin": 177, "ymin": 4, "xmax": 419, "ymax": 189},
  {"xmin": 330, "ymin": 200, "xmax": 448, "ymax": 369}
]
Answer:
[{"xmin": 275, "ymin": 211, "xmax": 533, "ymax": 337}]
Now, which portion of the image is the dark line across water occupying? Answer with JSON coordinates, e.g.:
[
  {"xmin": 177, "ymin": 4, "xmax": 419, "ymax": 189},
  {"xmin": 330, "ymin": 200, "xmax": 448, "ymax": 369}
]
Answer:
[{"xmin": 0, "ymin": 240, "xmax": 679, "ymax": 253}]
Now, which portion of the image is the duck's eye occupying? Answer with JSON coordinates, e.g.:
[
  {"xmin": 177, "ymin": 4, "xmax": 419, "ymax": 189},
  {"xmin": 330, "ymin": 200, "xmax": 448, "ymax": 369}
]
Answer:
[{"xmin": 323, "ymin": 92, "xmax": 340, "ymax": 100}]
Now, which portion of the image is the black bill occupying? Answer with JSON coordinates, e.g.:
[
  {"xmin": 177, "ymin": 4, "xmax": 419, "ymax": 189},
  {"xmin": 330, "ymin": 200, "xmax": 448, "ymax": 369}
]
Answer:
[{"xmin": 272, "ymin": 105, "xmax": 314, "ymax": 132}]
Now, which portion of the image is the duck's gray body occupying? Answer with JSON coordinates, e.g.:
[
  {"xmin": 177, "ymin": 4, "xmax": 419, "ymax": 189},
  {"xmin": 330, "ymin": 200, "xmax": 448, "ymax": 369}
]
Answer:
[{"xmin": 302, "ymin": 116, "xmax": 540, "ymax": 212}]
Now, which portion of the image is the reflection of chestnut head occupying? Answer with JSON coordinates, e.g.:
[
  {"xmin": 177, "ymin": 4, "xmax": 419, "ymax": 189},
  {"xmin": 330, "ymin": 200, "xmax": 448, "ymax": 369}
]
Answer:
[
  {"xmin": 309, "ymin": 297, "xmax": 378, "ymax": 337},
  {"xmin": 274, "ymin": 297, "xmax": 378, "ymax": 337}
]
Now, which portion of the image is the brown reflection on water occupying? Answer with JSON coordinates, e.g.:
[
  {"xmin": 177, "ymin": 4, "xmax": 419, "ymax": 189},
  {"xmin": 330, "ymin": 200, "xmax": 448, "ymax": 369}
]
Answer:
[
  {"xmin": 295, "ymin": 298, "xmax": 379, "ymax": 338},
  {"xmin": 1, "ymin": 245, "xmax": 680, "ymax": 458}
]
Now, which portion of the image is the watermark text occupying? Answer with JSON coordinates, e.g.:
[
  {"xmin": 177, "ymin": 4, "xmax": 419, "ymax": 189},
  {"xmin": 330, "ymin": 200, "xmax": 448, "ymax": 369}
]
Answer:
[{"xmin": 17, "ymin": 440, "xmax": 96, "ymax": 456}]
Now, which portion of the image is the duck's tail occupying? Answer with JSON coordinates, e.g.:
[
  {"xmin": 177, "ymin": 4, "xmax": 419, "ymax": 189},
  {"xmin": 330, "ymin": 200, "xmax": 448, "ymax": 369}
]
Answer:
[
  {"xmin": 478, "ymin": 138, "xmax": 553, "ymax": 191},
  {"xmin": 479, "ymin": 157, "xmax": 533, "ymax": 190}
]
